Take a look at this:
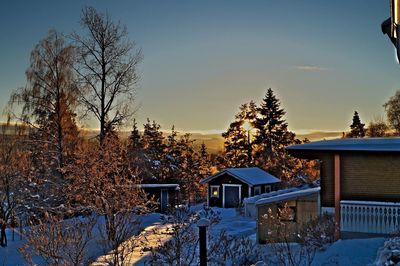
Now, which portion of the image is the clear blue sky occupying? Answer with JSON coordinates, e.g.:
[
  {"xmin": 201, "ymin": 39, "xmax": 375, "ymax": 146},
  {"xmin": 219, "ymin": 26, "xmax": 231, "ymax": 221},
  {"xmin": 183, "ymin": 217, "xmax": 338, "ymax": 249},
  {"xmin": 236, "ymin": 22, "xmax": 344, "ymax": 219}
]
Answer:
[{"xmin": 0, "ymin": 1, "xmax": 399, "ymax": 133}]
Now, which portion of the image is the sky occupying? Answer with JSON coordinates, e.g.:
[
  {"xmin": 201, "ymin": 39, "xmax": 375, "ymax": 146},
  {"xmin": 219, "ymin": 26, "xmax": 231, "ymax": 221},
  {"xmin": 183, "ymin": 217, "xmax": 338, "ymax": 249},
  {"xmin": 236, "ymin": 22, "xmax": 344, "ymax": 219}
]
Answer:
[{"xmin": 0, "ymin": 0, "xmax": 400, "ymax": 134}]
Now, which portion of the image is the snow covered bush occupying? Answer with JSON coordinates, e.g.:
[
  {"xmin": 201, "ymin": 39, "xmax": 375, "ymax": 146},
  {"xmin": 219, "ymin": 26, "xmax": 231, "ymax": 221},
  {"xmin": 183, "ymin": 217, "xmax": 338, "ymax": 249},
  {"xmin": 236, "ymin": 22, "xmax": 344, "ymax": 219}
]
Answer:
[
  {"xmin": 260, "ymin": 205, "xmax": 334, "ymax": 266},
  {"xmin": 374, "ymin": 237, "xmax": 400, "ymax": 266},
  {"xmin": 299, "ymin": 213, "xmax": 335, "ymax": 250},
  {"xmin": 208, "ymin": 230, "xmax": 261, "ymax": 266},
  {"xmin": 148, "ymin": 205, "xmax": 200, "ymax": 266},
  {"xmin": 96, "ymin": 213, "xmax": 143, "ymax": 266},
  {"xmin": 19, "ymin": 216, "xmax": 96, "ymax": 266}
]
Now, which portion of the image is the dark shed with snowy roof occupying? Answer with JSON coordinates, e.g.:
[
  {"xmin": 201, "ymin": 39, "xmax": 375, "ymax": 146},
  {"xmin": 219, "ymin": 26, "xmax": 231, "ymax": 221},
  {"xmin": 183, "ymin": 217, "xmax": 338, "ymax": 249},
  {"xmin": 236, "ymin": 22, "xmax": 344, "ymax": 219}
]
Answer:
[
  {"xmin": 135, "ymin": 184, "xmax": 180, "ymax": 213},
  {"xmin": 200, "ymin": 167, "xmax": 281, "ymax": 208}
]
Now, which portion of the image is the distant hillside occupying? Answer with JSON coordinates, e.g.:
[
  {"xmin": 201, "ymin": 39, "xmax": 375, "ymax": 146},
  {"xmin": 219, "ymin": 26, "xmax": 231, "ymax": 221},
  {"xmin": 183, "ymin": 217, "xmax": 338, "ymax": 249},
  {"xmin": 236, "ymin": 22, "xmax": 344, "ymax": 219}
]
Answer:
[
  {"xmin": 296, "ymin": 131, "xmax": 343, "ymax": 141},
  {"xmin": 0, "ymin": 123, "xmax": 342, "ymax": 154}
]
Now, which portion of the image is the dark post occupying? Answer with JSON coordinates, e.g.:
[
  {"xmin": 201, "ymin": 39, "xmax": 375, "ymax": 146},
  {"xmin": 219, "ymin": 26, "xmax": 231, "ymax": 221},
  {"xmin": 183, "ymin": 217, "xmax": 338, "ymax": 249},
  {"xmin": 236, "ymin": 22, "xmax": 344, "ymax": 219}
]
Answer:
[
  {"xmin": 247, "ymin": 129, "xmax": 251, "ymax": 165},
  {"xmin": 197, "ymin": 218, "xmax": 210, "ymax": 266}
]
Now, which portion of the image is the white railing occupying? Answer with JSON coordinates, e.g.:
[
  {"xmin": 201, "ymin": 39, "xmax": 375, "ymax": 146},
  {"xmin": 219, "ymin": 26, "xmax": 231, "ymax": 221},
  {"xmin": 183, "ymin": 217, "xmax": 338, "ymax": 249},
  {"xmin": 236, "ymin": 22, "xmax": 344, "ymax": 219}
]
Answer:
[{"xmin": 340, "ymin": 200, "xmax": 400, "ymax": 234}]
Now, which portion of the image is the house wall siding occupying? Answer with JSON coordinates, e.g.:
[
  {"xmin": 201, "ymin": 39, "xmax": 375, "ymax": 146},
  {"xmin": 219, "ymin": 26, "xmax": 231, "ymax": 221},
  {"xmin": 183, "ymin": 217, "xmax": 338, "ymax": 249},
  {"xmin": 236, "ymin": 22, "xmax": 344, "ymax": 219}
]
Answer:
[
  {"xmin": 317, "ymin": 152, "xmax": 400, "ymax": 206},
  {"xmin": 341, "ymin": 153, "xmax": 400, "ymax": 202}
]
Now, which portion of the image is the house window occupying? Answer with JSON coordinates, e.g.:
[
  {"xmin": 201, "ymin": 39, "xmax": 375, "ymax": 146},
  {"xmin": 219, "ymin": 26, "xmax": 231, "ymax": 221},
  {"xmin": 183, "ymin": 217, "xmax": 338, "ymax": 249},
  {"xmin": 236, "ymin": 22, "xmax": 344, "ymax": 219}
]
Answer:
[
  {"xmin": 265, "ymin": 185, "xmax": 271, "ymax": 193},
  {"xmin": 254, "ymin": 186, "xmax": 261, "ymax": 195},
  {"xmin": 210, "ymin": 186, "xmax": 219, "ymax": 198}
]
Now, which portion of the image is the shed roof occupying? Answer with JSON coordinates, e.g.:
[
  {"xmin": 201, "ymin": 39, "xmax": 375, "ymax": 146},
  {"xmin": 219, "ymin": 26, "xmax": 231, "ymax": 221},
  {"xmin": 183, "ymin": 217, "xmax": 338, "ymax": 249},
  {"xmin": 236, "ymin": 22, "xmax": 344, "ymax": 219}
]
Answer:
[
  {"xmin": 134, "ymin": 184, "xmax": 179, "ymax": 189},
  {"xmin": 200, "ymin": 167, "xmax": 281, "ymax": 186},
  {"xmin": 286, "ymin": 137, "xmax": 400, "ymax": 153},
  {"xmin": 255, "ymin": 187, "xmax": 320, "ymax": 206}
]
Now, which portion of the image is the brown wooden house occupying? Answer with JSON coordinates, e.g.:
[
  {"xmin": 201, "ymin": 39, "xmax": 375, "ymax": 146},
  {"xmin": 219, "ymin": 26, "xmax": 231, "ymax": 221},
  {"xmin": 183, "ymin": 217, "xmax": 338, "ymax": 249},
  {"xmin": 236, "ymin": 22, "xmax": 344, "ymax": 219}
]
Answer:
[
  {"xmin": 287, "ymin": 137, "xmax": 400, "ymax": 239},
  {"xmin": 200, "ymin": 167, "xmax": 281, "ymax": 208}
]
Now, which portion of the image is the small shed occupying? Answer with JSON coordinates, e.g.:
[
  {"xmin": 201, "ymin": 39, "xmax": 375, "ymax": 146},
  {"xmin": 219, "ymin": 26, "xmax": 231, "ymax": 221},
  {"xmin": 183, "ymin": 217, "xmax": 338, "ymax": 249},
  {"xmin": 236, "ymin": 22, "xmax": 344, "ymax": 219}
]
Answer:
[
  {"xmin": 256, "ymin": 187, "xmax": 320, "ymax": 244},
  {"xmin": 136, "ymin": 184, "xmax": 180, "ymax": 213},
  {"xmin": 200, "ymin": 167, "xmax": 281, "ymax": 208}
]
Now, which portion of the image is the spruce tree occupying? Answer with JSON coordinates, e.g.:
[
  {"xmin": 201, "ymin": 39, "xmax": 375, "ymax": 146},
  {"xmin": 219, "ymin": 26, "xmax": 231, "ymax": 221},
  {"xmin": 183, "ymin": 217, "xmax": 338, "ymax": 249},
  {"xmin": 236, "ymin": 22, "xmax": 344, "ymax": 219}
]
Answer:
[
  {"xmin": 163, "ymin": 126, "xmax": 182, "ymax": 182},
  {"xmin": 142, "ymin": 119, "xmax": 166, "ymax": 182},
  {"xmin": 127, "ymin": 119, "xmax": 147, "ymax": 179},
  {"xmin": 253, "ymin": 88, "xmax": 297, "ymax": 179},
  {"xmin": 348, "ymin": 111, "xmax": 365, "ymax": 138},
  {"xmin": 198, "ymin": 142, "xmax": 212, "ymax": 198},
  {"xmin": 222, "ymin": 101, "xmax": 257, "ymax": 167},
  {"xmin": 254, "ymin": 88, "xmax": 294, "ymax": 159}
]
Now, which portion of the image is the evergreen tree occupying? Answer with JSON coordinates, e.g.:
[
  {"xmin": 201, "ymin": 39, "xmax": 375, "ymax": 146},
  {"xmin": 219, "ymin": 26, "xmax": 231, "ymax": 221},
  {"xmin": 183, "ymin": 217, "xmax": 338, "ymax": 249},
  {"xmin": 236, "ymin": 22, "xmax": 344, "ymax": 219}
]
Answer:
[
  {"xmin": 198, "ymin": 142, "xmax": 212, "ymax": 198},
  {"xmin": 142, "ymin": 119, "xmax": 166, "ymax": 182},
  {"xmin": 222, "ymin": 120, "xmax": 248, "ymax": 167},
  {"xmin": 222, "ymin": 101, "xmax": 257, "ymax": 167},
  {"xmin": 127, "ymin": 119, "xmax": 147, "ymax": 179},
  {"xmin": 177, "ymin": 134, "xmax": 200, "ymax": 203},
  {"xmin": 142, "ymin": 119, "xmax": 165, "ymax": 162},
  {"xmin": 254, "ymin": 89, "xmax": 295, "ymax": 159},
  {"xmin": 347, "ymin": 111, "xmax": 365, "ymax": 138},
  {"xmin": 163, "ymin": 126, "xmax": 182, "ymax": 182},
  {"xmin": 166, "ymin": 126, "xmax": 181, "ymax": 165},
  {"xmin": 199, "ymin": 142, "xmax": 211, "ymax": 175},
  {"xmin": 253, "ymin": 88, "xmax": 297, "ymax": 180}
]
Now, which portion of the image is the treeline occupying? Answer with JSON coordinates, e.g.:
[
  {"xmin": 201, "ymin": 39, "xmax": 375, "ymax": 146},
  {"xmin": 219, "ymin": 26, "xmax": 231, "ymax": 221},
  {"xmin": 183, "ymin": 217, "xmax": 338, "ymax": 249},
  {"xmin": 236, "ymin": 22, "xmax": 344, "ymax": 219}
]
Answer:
[{"xmin": 344, "ymin": 91, "xmax": 400, "ymax": 138}]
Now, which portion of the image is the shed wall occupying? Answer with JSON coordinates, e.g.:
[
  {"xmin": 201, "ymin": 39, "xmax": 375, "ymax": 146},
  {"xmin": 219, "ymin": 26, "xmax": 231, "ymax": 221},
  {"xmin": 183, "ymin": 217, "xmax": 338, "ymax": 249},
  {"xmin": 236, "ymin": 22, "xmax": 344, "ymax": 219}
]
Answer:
[
  {"xmin": 208, "ymin": 173, "xmax": 249, "ymax": 207},
  {"xmin": 257, "ymin": 194, "xmax": 319, "ymax": 244}
]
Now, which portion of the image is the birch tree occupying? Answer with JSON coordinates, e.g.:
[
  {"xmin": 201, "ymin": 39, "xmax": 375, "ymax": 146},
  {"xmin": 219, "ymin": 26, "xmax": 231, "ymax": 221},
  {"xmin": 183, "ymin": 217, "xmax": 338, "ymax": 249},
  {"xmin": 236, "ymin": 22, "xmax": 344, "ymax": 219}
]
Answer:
[
  {"xmin": 8, "ymin": 30, "xmax": 79, "ymax": 178},
  {"xmin": 72, "ymin": 6, "xmax": 143, "ymax": 144}
]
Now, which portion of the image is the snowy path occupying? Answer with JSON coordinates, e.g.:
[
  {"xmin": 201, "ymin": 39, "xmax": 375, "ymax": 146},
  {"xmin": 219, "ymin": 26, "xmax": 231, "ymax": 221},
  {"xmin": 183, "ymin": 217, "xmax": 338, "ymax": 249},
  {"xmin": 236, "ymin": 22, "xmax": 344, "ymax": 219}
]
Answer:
[
  {"xmin": 92, "ymin": 207, "xmax": 256, "ymax": 265},
  {"xmin": 92, "ymin": 222, "xmax": 173, "ymax": 265}
]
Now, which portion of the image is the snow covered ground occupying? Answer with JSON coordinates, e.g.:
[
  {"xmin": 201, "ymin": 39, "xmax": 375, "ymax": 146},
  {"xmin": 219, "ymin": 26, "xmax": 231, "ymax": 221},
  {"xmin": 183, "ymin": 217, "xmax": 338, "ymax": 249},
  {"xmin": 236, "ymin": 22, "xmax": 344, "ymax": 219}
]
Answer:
[
  {"xmin": 312, "ymin": 238, "xmax": 385, "ymax": 266},
  {"xmin": 0, "ymin": 206, "xmax": 388, "ymax": 266},
  {"xmin": 207, "ymin": 207, "xmax": 256, "ymax": 237},
  {"xmin": 0, "ymin": 213, "xmax": 163, "ymax": 266}
]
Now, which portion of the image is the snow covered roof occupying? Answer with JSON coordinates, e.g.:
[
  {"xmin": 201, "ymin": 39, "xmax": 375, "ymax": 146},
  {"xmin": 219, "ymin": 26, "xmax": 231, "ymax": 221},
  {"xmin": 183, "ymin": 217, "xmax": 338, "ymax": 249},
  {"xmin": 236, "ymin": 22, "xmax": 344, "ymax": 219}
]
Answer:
[
  {"xmin": 254, "ymin": 187, "xmax": 320, "ymax": 206},
  {"xmin": 200, "ymin": 167, "xmax": 281, "ymax": 186},
  {"xmin": 286, "ymin": 137, "xmax": 400, "ymax": 153},
  {"xmin": 134, "ymin": 184, "xmax": 180, "ymax": 189}
]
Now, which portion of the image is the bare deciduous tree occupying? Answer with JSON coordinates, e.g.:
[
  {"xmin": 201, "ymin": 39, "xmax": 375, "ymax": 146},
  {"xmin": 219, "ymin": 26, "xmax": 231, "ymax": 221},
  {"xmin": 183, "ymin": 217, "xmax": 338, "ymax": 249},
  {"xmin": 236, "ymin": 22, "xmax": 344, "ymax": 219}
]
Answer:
[
  {"xmin": 0, "ymin": 121, "xmax": 30, "ymax": 247},
  {"xmin": 71, "ymin": 6, "xmax": 143, "ymax": 144},
  {"xmin": 384, "ymin": 90, "xmax": 400, "ymax": 135},
  {"xmin": 367, "ymin": 116, "xmax": 390, "ymax": 137},
  {"xmin": 8, "ymin": 30, "xmax": 79, "ymax": 177},
  {"xmin": 65, "ymin": 131, "xmax": 149, "ymax": 241}
]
